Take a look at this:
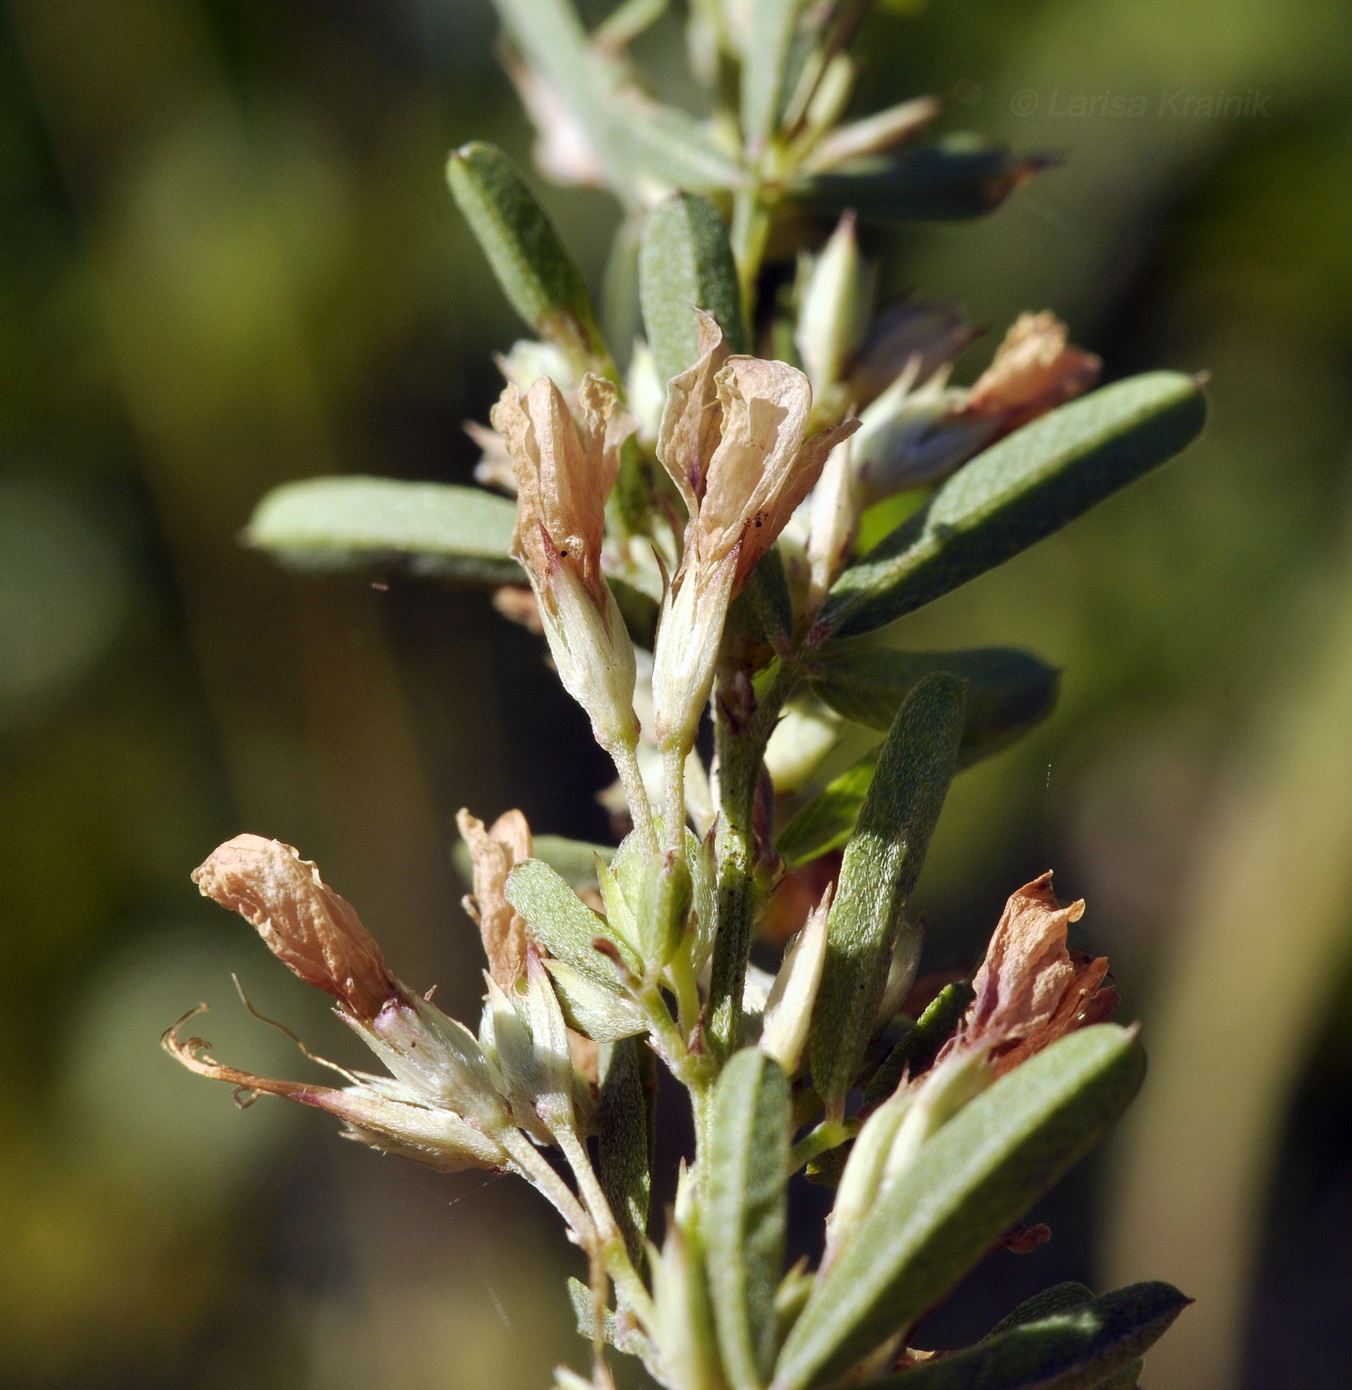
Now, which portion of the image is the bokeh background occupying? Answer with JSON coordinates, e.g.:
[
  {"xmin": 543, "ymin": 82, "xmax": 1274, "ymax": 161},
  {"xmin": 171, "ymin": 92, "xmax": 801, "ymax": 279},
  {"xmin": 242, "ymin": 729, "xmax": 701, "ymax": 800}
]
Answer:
[{"xmin": 2, "ymin": 0, "xmax": 1351, "ymax": 1386}]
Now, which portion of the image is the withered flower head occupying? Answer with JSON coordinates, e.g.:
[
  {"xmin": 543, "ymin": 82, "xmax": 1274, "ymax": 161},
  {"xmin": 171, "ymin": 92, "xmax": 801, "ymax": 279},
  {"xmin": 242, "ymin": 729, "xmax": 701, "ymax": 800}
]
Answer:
[
  {"xmin": 192, "ymin": 834, "xmax": 396, "ymax": 1021},
  {"xmin": 493, "ymin": 373, "xmax": 630, "ymax": 610},
  {"xmin": 657, "ymin": 313, "xmax": 859, "ymax": 596},
  {"xmin": 457, "ymin": 808, "xmax": 534, "ymax": 990},
  {"xmin": 175, "ymin": 836, "xmax": 515, "ymax": 1170},
  {"xmin": 163, "ymin": 1009, "xmax": 508, "ymax": 1173},
  {"xmin": 942, "ymin": 872, "xmax": 1118, "ymax": 1077},
  {"xmin": 651, "ymin": 315, "xmax": 858, "ymax": 753},
  {"xmin": 965, "ymin": 312, "xmax": 1102, "ymax": 436},
  {"xmin": 491, "ymin": 373, "xmax": 641, "ymax": 755}
]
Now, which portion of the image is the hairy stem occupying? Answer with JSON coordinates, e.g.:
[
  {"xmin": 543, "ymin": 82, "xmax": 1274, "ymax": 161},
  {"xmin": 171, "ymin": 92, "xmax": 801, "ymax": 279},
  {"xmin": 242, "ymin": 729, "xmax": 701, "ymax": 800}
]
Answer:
[
  {"xmin": 662, "ymin": 744, "xmax": 687, "ymax": 854},
  {"xmin": 704, "ymin": 661, "xmax": 799, "ymax": 1058},
  {"xmin": 500, "ymin": 1127, "xmax": 597, "ymax": 1247},
  {"xmin": 612, "ymin": 737, "xmax": 658, "ymax": 853}
]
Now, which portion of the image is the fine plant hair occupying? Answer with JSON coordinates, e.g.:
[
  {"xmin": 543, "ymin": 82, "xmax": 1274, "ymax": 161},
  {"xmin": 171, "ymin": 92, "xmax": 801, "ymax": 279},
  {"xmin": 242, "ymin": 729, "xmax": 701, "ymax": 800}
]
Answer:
[{"xmin": 165, "ymin": 3, "xmax": 1208, "ymax": 1387}]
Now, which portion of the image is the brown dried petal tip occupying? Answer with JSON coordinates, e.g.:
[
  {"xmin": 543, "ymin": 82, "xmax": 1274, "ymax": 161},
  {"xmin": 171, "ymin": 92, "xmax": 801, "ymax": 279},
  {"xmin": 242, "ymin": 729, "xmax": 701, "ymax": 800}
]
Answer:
[
  {"xmin": 457, "ymin": 809, "xmax": 534, "ymax": 989},
  {"xmin": 192, "ymin": 834, "xmax": 396, "ymax": 1020},
  {"xmin": 956, "ymin": 872, "xmax": 1117, "ymax": 1075}
]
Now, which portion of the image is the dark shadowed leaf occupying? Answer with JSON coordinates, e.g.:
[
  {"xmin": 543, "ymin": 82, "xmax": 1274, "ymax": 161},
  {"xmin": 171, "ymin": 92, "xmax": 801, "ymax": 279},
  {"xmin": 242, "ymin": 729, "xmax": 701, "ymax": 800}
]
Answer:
[
  {"xmin": 792, "ymin": 138, "xmax": 1049, "ymax": 221},
  {"xmin": 867, "ymin": 1281, "xmax": 1188, "ymax": 1390}
]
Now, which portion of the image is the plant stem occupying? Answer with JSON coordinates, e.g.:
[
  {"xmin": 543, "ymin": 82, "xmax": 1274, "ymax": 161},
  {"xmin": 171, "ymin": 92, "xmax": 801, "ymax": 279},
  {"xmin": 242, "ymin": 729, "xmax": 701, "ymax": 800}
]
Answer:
[
  {"xmin": 704, "ymin": 660, "xmax": 799, "ymax": 1058},
  {"xmin": 556, "ymin": 1127, "xmax": 659, "ymax": 1331},
  {"xmin": 500, "ymin": 1127, "xmax": 597, "ymax": 1247},
  {"xmin": 612, "ymin": 737, "xmax": 658, "ymax": 853},
  {"xmin": 662, "ymin": 743, "xmax": 688, "ymax": 854},
  {"xmin": 790, "ymin": 1116, "xmax": 858, "ymax": 1172},
  {"xmin": 730, "ymin": 184, "xmax": 772, "ymax": 333}
]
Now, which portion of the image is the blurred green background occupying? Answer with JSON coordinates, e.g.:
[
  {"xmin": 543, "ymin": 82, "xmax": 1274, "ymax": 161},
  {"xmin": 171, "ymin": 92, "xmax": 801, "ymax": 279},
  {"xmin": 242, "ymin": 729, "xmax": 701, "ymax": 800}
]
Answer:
[{"xmin": 2, "ymin": 1, "xmax": 1352, "ymax": 1387}]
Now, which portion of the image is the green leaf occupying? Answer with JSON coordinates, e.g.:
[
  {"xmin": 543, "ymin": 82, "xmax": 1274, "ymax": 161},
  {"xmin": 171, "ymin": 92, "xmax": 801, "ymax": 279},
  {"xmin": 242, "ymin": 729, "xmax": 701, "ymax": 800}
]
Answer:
[
  {"xmin": 986, "ymin": 1284, "xmax": 1095, "ymax": 1337},
  {"xmin": 792, "ymin": 138, "xmax": 1048, "ymax": 221},
  {"xmin": 543, "ymin": 960, "xmax": 646, "ymax": 1041},
  {"xmin": 777, "ymin": 752, "xmax": 875, "ymax": 870},
  {"xmin": 640, "ymin": 194, "xmax": 748, "ymax": 386},
  {"xmin": 506, "ymin": 858, "xmax": 636, "ymax": 982},
  {"xmin": 809, "ymin": 673, "xmax": 965, "ymax": 1114},
  {"xmin": 448, "ymin": 142, "xmax": 609, "ymax": 371},
  {"xmin": 705, "ymin": 1049, "xmax": 792, "ymax": 1390},
  {"xmin": 772, "ymin": 1026, "xmax": 1148, "ymax": 1390},
  {"xmin": 732, "ymin": 547, "xmax": 795, "ymax": 647},
  {"xmin": 741, "ymin": 0, "xmax": 808, "ymax": 155},
  {"xmin": 812, "ymin": 645, "xmax": 1059, "ymax": 744},
  {"xmin": 246, "ymin": 477, "xmax": 521, "ymax": 584},
  {"xmin": 864, "ymin": 981, "xmax": 975, "ymax": 1108},
  {"xmin": 599, "ymin": 1038, "xmax": 654, "ymax": 1269},
  {"xmin": 613, "ymin": 106, "xmax": 746, "ymax": 196},
  {"xmin": 866, "ymin": 1282, "xmax": 1189, "ymax": 1390},
  {"xmin": 779, "ymin": 648, "xmax": 1058, "ymax": 869},
  {"xmin": 822, "ymin": 372, "xmax": 1208, "ymax": 639},
  {"xmin": 1094, "ymin": 1363, "xmax": 1142, "ymax": 1390}
]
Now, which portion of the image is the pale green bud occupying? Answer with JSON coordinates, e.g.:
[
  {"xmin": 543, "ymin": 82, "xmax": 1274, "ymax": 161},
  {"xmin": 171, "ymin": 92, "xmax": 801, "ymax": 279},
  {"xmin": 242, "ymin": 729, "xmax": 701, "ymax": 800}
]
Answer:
[
  {"xmin": 795, "ymin": 212, "xmax": 874, "ymax": 400},
  {"xmin": 639, "ymin": 847, "xmax": 694, "ymax": 973},
  {"xmin": 760, "ymin": 886, "xmax": 831, "ymax": 1074}
]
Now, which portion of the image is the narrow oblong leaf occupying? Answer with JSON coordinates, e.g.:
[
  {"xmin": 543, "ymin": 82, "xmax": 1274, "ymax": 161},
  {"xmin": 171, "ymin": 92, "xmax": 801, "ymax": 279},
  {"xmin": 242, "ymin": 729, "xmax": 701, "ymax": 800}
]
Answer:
[
  {"xmin": 742, "ymin": 0, "xmax": 808, "ymax": 155},
  {"xmin": 792, "ymin": 138, "xmax": 1046, "ymax": 222},
  {"xmin": 772, "ymin": 1026, "xmax": 1148, "ymax": 1390},
  {"xmin": 809, "ymin": 673, "xmax": 965, "ymax": 1114},
  {"xmin": 867, "ymin": 1281, "xmax": 1189, "ymax": 1390},
  {"xmin": 640, "ymin": 194, "xmax": 748, "ymax": 386},
  {"xmin": 705, "ymin": 1049, "xmax": 792, "ymax": 1390},
  {"xmin": 599, "ymin": 1038, "xmax": 653, "ymax": 1268},
  {"xmin": 822, "ymin": 372, "xmax": 1208, "ymax": 639},
  {"xmin": 986, "ymin": 1283, "xmax": 1094, "ymax": 1338},
  {"xmin": 506, "ymin": 858, "xmax": 637, "ymax": 982},
  {"xmin": 448, "ymin": 142, "xmax": 608, "ymax": 370},
  {"xmin": 246, "ymin": 477, "xmax": 521, "ymax": 584},
  {"xmin": 812, "ymin": 646, "xmax": 1059, "ymax": 745},
  {"xmin": 612, "ymin": 105, "xmax": 746, "ymax": 195}
]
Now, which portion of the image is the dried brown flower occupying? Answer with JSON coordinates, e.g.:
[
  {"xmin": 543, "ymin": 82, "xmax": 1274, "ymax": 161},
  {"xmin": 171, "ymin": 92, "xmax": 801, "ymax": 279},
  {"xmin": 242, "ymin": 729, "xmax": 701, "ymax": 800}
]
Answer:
[
  {"xmin": 965, "ymin": 312, "xmax": 1102, "ymax": 436},
  {"xmin": 457, "ymin": 808, "xmax": 535, "ymax": 990},
  {"xmin": 942, "ymin": 872, "xmax": 1118, "ymax": 1077},
  {"xmin": 192, "ymin": 834, "xmax": 396, "ymax": 1021},
  {"xmin": 651, "ymin": 315, "xmax": 858, "ymax": 753},
  {"xmin": 491, "ymin": 374, "xmax": 641, "ymax": 757}
]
